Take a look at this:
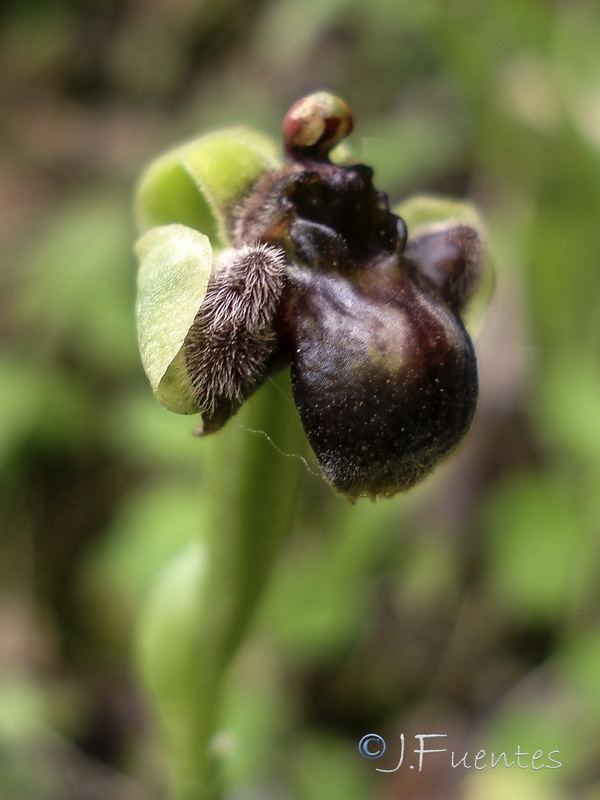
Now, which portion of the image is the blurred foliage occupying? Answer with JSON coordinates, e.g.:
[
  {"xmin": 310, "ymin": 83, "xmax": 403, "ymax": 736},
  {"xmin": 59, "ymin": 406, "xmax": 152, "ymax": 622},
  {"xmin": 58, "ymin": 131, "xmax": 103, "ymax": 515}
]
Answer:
[{"xmin": 1, "ymin": 0, "xmax": 600, "ymax": 798}]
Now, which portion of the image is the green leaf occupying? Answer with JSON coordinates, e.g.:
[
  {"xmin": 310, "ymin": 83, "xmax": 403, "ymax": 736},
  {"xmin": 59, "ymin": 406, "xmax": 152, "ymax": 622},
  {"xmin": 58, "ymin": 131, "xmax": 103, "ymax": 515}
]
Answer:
[
  {"xmin": 484, "ymin": 474, "xmax": 582, "ymax": 622},
  {"xmin": 137, "ymin": 542, "xmax": 208, "ymax": 745},
  {"xmin": 136, "ymin": 126, "xmax": 280, "ymax": 247},
  {"xmin": 17, "ymin": 192, "xmax": 138, "ymax": 373},
  {"xmin": 135, "ymin": 224, "xmax": 213, "ymax": 413},
  {"xmin": 293, "ymin": 733, "xmax": 373, "ymax": 800}
]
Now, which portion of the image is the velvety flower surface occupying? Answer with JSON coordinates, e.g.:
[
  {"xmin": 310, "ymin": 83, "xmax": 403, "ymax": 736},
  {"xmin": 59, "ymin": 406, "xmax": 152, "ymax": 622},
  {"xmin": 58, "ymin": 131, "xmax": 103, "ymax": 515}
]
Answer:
[{"xmin": 135, "ymin": 91, "xmax": 489, "ymax": 499}]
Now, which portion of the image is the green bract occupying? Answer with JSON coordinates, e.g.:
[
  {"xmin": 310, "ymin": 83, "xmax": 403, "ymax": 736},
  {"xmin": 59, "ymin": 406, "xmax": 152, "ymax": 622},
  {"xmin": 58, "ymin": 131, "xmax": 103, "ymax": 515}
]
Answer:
[{"xmin": 134, "ymin": 127, "xmax": 282, "ymax": 413}]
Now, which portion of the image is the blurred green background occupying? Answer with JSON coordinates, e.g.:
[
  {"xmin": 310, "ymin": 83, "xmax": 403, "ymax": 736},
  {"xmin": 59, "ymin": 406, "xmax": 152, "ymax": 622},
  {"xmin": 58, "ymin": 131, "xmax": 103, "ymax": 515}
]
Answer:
[{"xmin": 2, "ymin": 0, "xmax": 600, "ymax": 798}]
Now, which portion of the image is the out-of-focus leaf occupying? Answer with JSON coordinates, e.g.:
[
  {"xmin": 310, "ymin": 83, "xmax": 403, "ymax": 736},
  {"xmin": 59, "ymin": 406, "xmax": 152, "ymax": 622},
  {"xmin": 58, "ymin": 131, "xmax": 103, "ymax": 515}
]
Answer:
[
  {"xmin": 484, "ymin": 474, "xmax": 582, "ymax": 622},
  {"xmin": 106, "ymin": 391, "xmax": 207, "ymax": 467},
  {"xmin": 135, "ymin": 224, "xmax": 213, "ymax": 414},
  {"xmin": 463, "ymin": 769, "xmax": 564, "ymax": 800},
  {"xmin": 536, "ymin": 355, "xmax": 600, "ymax": 472},
  {"xmin": 0, "ymin": 355, "xmax": 93, "ymax": 465},
  {"xmin": 481, "ymin": 691, "xmax": 578, "ymax": 780},
  {"xmin": 253, "ymin": 0, "xmax": 354, "ymax": 71},
  {"xmin": 79, "ymin": 479, "xmax": 211, "ymax": 651},
  {"xmin": 137, "ymin": 543, "xmax": 208, "ymax": 758},
  {"xmin": 85, "ymin": 480, "xmax": 208, "ymax": 598},
  {"xmin": 293, "ymin": 733, "xmax": 373, "ymax": 800},
  {"xmin": 0, "ymin": 678, "xmax": 57, "ymax": 800},
  {"xmin": 0, "ymin": 678, "xmax": 47, "ymax": 744},
  {"xmin": 0, "ymin": 357, "xmax": 47, "ymax": 466},
  {"xmin": 359, "ymin": 108, "xmax": 465, "ymax": 192},
  {"xmin": 16, "ymin": 193, "xmax": 137, "ymax": 374},
  {"xmin": 264, "ymin": 500, "xmax": 398, "ymax": 657},
  {"xmin": 220, "ymin": 654, "xmax": 288, "ymax": 791},
  {"xmin": 557, "ymin": 632, "xmax": 600, "ymax": 716}
]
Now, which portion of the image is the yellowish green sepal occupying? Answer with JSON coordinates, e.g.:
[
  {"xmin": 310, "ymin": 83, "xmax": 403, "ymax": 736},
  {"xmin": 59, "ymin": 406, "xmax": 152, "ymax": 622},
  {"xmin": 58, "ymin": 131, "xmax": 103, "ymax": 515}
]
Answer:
[{"xmin": 135, "ymin": 127, "xmax": 281, "ymax": 247}]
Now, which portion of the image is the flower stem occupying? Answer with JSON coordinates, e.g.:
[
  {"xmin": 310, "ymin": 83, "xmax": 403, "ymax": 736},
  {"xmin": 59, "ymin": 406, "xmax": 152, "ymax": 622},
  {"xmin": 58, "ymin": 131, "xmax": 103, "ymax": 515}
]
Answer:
[{"xmin": 139, "ymin": 372, "xmax": 306, "ymax": 800}]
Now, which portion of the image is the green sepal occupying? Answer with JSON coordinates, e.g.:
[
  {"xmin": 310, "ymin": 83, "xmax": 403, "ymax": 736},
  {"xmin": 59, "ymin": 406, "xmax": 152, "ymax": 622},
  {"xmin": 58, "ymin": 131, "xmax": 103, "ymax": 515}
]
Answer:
[
  {"xmin": 394, "ymin": 193, "xmax": 483, "ymax": 231},
  {"xmin": 135, "ymin": 224, "xmax": 214, "ymax": 414},
  {"xmin": 135, "ymin": 127, "xmax": 280, "ymax": 247},
  {"xmin": 395, "ymin": 193, "xmax": 495, "ymax": 332}
]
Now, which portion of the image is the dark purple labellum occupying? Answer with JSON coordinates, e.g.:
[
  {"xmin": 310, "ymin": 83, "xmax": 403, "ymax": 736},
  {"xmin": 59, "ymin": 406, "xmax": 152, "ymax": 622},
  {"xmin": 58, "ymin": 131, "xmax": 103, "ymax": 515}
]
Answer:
[
  {"xmin": 282, "ymin": 219, "xmax": 478, "ymax": 499},
  {"xmin": 224, "ymin": 92, "xmax": 485, "ymax": 498}
]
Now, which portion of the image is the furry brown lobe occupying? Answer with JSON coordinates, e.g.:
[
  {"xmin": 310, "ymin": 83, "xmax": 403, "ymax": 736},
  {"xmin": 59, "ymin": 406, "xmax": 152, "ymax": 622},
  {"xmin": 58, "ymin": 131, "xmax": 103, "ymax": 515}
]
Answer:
[{"xmin": 184, "ymin": 243, "xmax": 286, "ymax": 432}]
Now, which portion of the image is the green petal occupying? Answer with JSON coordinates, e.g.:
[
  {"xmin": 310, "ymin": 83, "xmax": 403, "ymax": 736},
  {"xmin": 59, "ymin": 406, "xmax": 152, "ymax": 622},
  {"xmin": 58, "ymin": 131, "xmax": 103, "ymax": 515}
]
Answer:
[
  {"xmin": 395, "ymin": 193, "xmax": 495, "ymax": 332},
  {"xmin": 135, "ymin": 224, "xmax": 213, "ymax": 414},
  {"xmin": 136, "ymin": 127, "xmax": 280, "ymax": 248}
]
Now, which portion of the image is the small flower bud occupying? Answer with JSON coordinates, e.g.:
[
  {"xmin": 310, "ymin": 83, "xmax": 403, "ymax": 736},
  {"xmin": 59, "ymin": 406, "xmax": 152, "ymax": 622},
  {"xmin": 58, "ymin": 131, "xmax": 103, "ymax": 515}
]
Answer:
[{"xmin": 283, "ymin": 91, "xmax": 354, "ymax": 161}]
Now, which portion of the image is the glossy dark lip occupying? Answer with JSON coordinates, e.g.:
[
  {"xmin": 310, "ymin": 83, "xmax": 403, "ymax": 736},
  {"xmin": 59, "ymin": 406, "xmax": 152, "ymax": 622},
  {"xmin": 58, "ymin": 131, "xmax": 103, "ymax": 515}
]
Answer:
[
  {"xmin": 203, "ymin": 94, "xmax": 485, "ymax": 496},
  {"xmin": 286, "ymin": 261, "xmax": 478, "ymax": 498}
]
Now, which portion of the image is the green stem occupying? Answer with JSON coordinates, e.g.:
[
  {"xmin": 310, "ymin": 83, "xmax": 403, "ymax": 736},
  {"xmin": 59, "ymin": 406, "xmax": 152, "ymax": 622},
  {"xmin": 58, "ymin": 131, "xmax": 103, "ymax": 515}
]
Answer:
[
  {"xmin": 206, "ymin": 373, "xmax": 307, "ymax": 663},
  {"xmin": 139, "ymin": 372, "xmax": 306, "ymax": 800}
]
